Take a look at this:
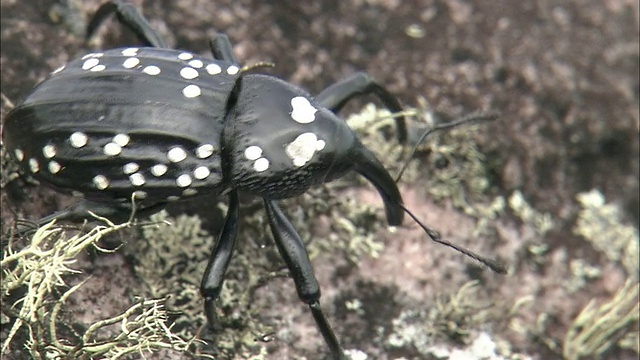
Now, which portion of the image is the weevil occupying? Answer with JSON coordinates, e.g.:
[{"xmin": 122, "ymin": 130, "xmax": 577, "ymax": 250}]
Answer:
[{"xmin": 2, "ymin": 2, "xmax": 505, "ymax": 358}]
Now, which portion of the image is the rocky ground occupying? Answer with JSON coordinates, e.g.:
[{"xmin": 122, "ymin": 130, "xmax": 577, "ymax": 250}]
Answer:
[{"xmin": 1, "ymin": 0, "xmax": 638, "ymax": 359}]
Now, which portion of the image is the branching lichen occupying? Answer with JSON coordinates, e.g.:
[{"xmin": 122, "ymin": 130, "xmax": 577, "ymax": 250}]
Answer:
[
  {"xmin": 560, "ymin": 190, "xmax": 640, "ymax": 359},
  {"xmin": 1, "ymin": 217, "xmax": 205, "ymax": 359},
  {"xmin": 563, "ymin": 280, "xmax": 639, "ymax": 360},
  {"xmin": 133, "ymin": 209, "xmax": 277, "ymax": 358}
]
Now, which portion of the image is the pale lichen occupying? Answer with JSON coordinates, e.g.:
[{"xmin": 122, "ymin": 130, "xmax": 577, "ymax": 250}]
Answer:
[
  {"xmin": 563, "ymin": 280, "xmax": 639, "ymax": 360},
  {"xmin": 385, "ymin": 281, "xmax": 490, "ymax": 352},
  {"xmin": 560, "ymin": 190, "xmax": 640, "ymax": 359},
  {"xmin": 132, "ymin": 209, "xmax": 276, "ymax": 358},
  {"xmin": 1, "ymin": 218, "xmax": 205, "ymax": 359},
  {"xmin": 573, "ymin": 189, "xmax": 639, "ymax": 279}
]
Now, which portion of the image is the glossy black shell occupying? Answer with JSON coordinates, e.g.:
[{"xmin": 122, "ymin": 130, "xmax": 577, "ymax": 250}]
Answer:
[{"xmin": 4, "ymin": 47, "xmax": 241, "ymax": 204}]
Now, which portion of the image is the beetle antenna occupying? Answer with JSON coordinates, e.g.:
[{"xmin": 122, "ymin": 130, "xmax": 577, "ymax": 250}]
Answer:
[
  {"xmin": 395, "ymin": 110, "xmax": 499, "ymax": 183},
  {"xmin": 391, "ymin": 110, "xmax": 505, "ymax": 273},
  {"xmin": 398, "ymin": 203, "xmax": 507, "ymax": 274},
  {"xmin": 241, "ymin": 62, "xmax": 276, "ymax": 73}
]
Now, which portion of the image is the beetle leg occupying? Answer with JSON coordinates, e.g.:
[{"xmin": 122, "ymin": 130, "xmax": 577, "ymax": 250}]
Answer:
[
  {"xmin": 263, "ymin": 199, "xmax": 346, "ymax": 360},
  {"xmin": 15, "ymin": 200, "xmax": 166, "ymax": 235},
  {"xmin": 86, "ymin": 0, "xmax": 168, "ymax": 48},
  {"xmin": 208, "ymin": 34, "xmax": 239, "ymax": 63},
  {"xmin": 316, "ymin": 72, "xmax": 407, "ymax": 144},
  {"xmin": 200, "ymin": 191, "xmax": 239, "ymax": 330}
]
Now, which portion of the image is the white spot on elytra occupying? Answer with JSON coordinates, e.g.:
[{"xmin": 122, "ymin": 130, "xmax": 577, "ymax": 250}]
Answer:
[
  {"xmin": 72, "ymin": 191, "xmax": 84, "ymax": 198},
  {"xmin": 29, "ymin": 158, "xmax": 39, "ymax": 173},
  {"xmin": 206, "ymin": 63, "xmax": 221, "ymax": 75},
  {"xmin": 123, "ymin": 162, "xmax": 139, "ymax": 174},
  {"xmin": 188, "ymin": 59, "xmax": 204, "ymax": 68},
  {"xmin": 182, "ymin": 188, "xmax": 198, "ymax": 196},
  {"xmin": 48, "ymin": 161, "xmax": 61, "ymax": 174},
  {"xmin": 176, "ymin": 174, "xmax": 192, "ymax": 187},
  {"xmin": 43, "ymin": 144, "xmax": 56, "ymax": 159},
  {"xmin": 82, "ymin": 52, "xmax": 104, "ymax": 60},
  {"xmin": 167, "ymin": 195, "xmax": 180, "ymax": 201},
  {"xmin": 51, "ymin": 65, "xmax": 65, "ymax": 75},
  {"xmin": 178, "ymin": 52, "xmax": 193, "ymax": 60},
  {"xmin": 182, "ymin": 84, "xmax": 201, "ymax": 98},
  {"xmin": 112, "ymin": 133, "xmax": 130, "ymax": 147},
  {"xmin": 103, "ymin": 142, "xmax": 122, "ymax": 156},
  {"xmin": 82, "ymin": 58, "xmax": 100, "ymax": 70},
  {"xmin": 151, "ymin": 164, "xmax": 168, "ymax": 176},
  {"xmin": 143, "ymin": 65, "xmax": 161, "ymax": 75},
  {"xmin": 196, "ymin": 144, "xmax": 215, "ymax": 158},
  {"xmin": 90, "ymin": 64, "xmax": 106, "ymax": 72},
  {"xmin": 123, "ymin": 57, "xmax": 140, "ymax": 69},
  {"xmin": 129, "ymin": 173, "xmax": 145, "ymax": 186},
  {"xmin": 133, "ymin": 190, "xmax": 147, "ymax": 199},
  {"xmin": 70, "ymin": 132, "xmax": 88, "ymax": 148},
  {"xmin": 193, "ymin": 166, "xmax": 210, "ymax": 180},
  {"xmin": 253, "ymin": 157, "xmax": 269, "ymax": 172},
  {"xmin": 121, "ymin": 48, "xmax": 139, "ymax": 56},
  {"xmin": 167, "ymin": 147, "xmax": 187, "ymax": 163},
  {"xmin": 290, "ymin": 97, "xmax": 318, "ymax": 124},
  {"xmin": 14, "ymin": 149, "xmax": 24, "ymax": 161},
  {"xmin": 226, "ymin": 65, "xmax": 240, "ymax": 75},
  {"xmin": 285, "ymin": 132, "xmax": 325, "ymax": 167},
  {"xmin": 180, "ymin": 67, "xmax": 199, "ymax": 80},
  {"xmin": 244, "ymin": 146, "xmax": 263, "ymax": 160},
  {"xmin": 93, "ymin": 175, "xmax": 109, "ymax": 189}
]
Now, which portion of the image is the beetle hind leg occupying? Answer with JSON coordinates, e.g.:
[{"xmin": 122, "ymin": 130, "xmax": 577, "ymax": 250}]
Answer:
[
  {"xmin": 316, "ymin": 72, "xmax": 407, "ymax": 144},
  {"xmin": 86, "ymin": 0, "xmax": 168, "ymax": 48},
  {"xmin": 208, "ymin": 34, "xmax": 239, "ymax": 63},
  {"xmin": 14, "ymin": 200, "xmax": 166, "ymax": 235},
  {"xmin": 263, "ymin": 199, "xmax": 346, "ymax": 359}
]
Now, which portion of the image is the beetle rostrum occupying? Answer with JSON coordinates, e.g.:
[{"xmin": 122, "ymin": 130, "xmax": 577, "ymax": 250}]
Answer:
[{"xmin": 2, "ymin": 1, "xmax": 505, "ymax": 359}]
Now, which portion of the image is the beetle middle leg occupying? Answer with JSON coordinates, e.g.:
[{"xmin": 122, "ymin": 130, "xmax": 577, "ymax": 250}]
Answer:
[
  {"xmin": 263, "ymin": 199, "xmax": 346, "ymax": 360},
  {"xmin": 86, "ymin": 0, "xmax": 167, "ymax": 48},
  {"xmin": 316, "ymin": 72, "xmax": 407, "ymax": 144},
  {"xmin": 200, "ymin": 191, "xmax": 239, "ymax": 331}
]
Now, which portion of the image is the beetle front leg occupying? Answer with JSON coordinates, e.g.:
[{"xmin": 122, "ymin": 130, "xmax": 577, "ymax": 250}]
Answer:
[
  {"xmin": 200, "ymin": 191, "xmax": 240, "ymax": 330},
  {"xmin": 316, "ymin": 72, "xmax": 407, "ymax": 144},
  {"xmin": 263, "ymin": 199, "xmax": 346, "ymax": 360},
  {"xmin": 86, "ymin": 0, "xmax": 168, "ymax": 48}
]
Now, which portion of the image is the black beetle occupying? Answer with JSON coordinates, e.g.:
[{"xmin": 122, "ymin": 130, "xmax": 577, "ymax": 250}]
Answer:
[{"xmin": 2, "ymin": 2, "xmax": 505, "ymax": 358}]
